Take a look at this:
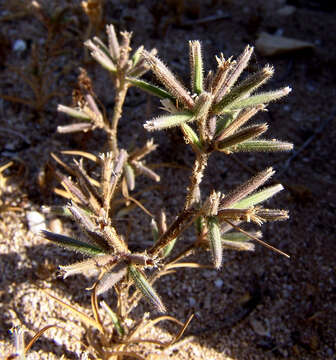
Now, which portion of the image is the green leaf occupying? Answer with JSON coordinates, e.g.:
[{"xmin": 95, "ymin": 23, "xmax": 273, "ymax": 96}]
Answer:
[
  {"xmin": 181, "ymin": 123, "xmax": 202, "ymax": 149},
  {"xmin": 124, "ymin": 162, "xmax": 135, "ymax": 191},
  {"xmin": 189, "ymin": 40, "xmax": 204, "ymax": 94},
  {"xmin": 132, "ymin": 45, "xmax": 144, "ymax": 66},
  {"xmin": 232, "ymin": 184, "xmax": 284, "ymax": 209},
  {"xmin": 213, "ymin": 65, "xmax": 273, "ymax": 114},
  {"xmin": 128, "ymin": 265, "xmax": 166, "ymax": 313},
  {"xmin": 101, "ymin": 301, "xmax": 125, "ymax": 336},
  {"xmin": 228, "ymin": 87, "xmax": 291, "ymax": 110},
  {"xmin": 227, "ymin": 139, "xmax": 293, "ymax": 152},
  {"xmin": 215, "ymin": 112, "xmax": 236, "ymax": 135},
  {"xmin": 207, "ymin": 216, "xmax": 222, "ymax": 269},
  {"xmin": 220, "ymin": 167, "xmax": 275, "ymax": 209},
  {"xmin": 216, "ymin": 124, "xmax": 268, "ymax": 151},
  {"xmin": 195, "ymin": 216, "xmax": 206, "ymax": 235},
  {"xmin": 41, "ymin": 230, "xmax": 105, "ymax": 256},
  {"xmin": 144, "ymin": 112, "xmax": 194, "ymax": 131},
  {"xmin": 127, "ymin": 78, "xmax": 174, "ymax": 100},
  {"xmin": 150, "ymin": 218, "xmax": 159, "ymax": 243},
  {"xmin": 162, "ymin": 238, "xmax": 177, "ymax": 258}
]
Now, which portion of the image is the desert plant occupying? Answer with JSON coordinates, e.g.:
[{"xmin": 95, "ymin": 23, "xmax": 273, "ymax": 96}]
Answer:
[{"xmin": 41, "ymin": 24, "xmax": 293, "ymax": 358}]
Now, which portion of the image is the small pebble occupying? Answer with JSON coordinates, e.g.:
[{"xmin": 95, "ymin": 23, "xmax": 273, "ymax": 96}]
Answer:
[
  {"xmin": 189, "ymin": 297, "xmax": 196, "ymax": 307},
  {"xmin": 214, "ymin": 278, "xmax": 224, "ymax": 289},
  {"xmin": 277, "ymin": 5, "xmax": 296, "ymax": 16},
  {"xmin": 13, "ymin": 39, "xmax": 27, "ymax": 52},
  {"xmin": 26, "ymin": 211, "xmax": 46, "ymax": 234}
]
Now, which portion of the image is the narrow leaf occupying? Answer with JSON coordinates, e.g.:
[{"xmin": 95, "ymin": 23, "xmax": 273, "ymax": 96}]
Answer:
[
  {"xmin": 101, "ymin": 301, "xmax": 125, "ymax": 336},
  {"xmin": 59, "ymin": 254, "xmax": 116, "ymax": 278},
  {"xmin": 162, "ymin": 238, "xmax": 177, "ymax": 258},
  {"xmin": 180, "ymin": 123, "xmax": 202, "ymax": 149},
  {"xmin": 44, "ymin": 291, "xmax": 103, "ymax": 333},
  {"xmin": 216, "ymin": 123, "xmax": 268, "ymax": 151},
  {"xmin": 215, "ymin": 112, "xmax": 236, "ymax": 135},
  {"xmin": 57, "ymin": 122, "xmax": 93, "ymax": 134},
  {"xmin": 227, "ymin": 139, "xmax": 294, "ymax": 152},
  {"xmin": 211, "ymin": 53, "xmax": 232, "ymax": 99},
  {"xmin": 132, "ymin": 161, "xmax": 160, "ymax": 182},
  {"xmin": 255, "ymin": 208, "xmax": 289, "ymax": 221},
  {"xmin": 57, "ymin": 105, "xmax": 91, "ymax": 121},
  {"xmin": 222, "ymin": 231, "xmax": 262, "ymax": 241},
  {"xmin": 193, "ymin": 92, "xmax": 212, "ymax": 120},
  {"xmin": 228, "ymin": 87, "xmax": 292, "ymax": 110},
  {"xmin": 222, "ymin": 238, "xmax": 255, "ymax": 251},
  {"xmin": 128, "ymin": 265, "xmax": 166, "ymax": 313},
  {"xmin": 220, "ymin": 167, "xmax": 275, "ymax": 209},
  {"xmin": 106, "ymin": 24, "xmax": 120, "ymax": 60},
  {"xmin": 85, "ymin": 39, "xmax": 116, "ymax": 72},
  {"xmin": 144, "ymin": 112, "xmax": 194, "ymax": 131},
  {"xmin": 96, "ymin": 262, "xmax": 128, "ymax": 295},
  {"xmin": 151, "ymin": 213, "xmax": 176, "ymax": 258},
  {"xmin": 189, "ymin": 40, "xmax": 203, "ymax": 94},
  {"xmin": 232, "ymin": 184, "xmax": 284, "ymax": 209},
  {"xmin": 24, "ymin": 325, "xmax": 57, "ymax": 355},
  {"xmin": 132, "ymin": 45, "xmax": 144, "ymax": 66},
  {"xmin": 151, "ymin": 218, "xmax": 159, "ymax": 243},
  {"xmin": 142, "ymin": 50, "xmax": 195, "ymax": 109},
  {"xmin": 207, "ymin": 216, "xmax": 222, "ymax": 269},
  {"xmin": 124, "ymin": 162, "xmax": 135, "ymax": 191},
  {"xmin": 41, "ymin": 230, "xmax": 104, "ymax": 255},
  {"xmin": 215, "ymin": 45, "xmax": 254, "ymax": 100},
  {"xmin": 213, "ymin": 65, "xmax": 273, "ymax": 114},
  {"xmin": 127, "ymin": 78, "xmax": 174, "ymax": 100},
  {"xmin": 215, "ymin": 105, "xmax": 264, "ymax": 141},
  {"xmin": 61, "ymin": 150, "xmax": 99, "ymax": 163},
  {"xmin": 92, "ymin": 36, "xmax": 110, "ymax": 58}
]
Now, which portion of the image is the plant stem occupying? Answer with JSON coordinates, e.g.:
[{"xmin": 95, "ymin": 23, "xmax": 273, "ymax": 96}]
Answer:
[
  {"xmin": 148, "ymin": 208, "xmax": 200, "ymax": 257},
  {"xmin": 109, "ymin": 79, "xmax": 130, "ymax": 154},
  {"xmin": 184, "ymin": 152, "xmax": 209, "ymax": 210}
]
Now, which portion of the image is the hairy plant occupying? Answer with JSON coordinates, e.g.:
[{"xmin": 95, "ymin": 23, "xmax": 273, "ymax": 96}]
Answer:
[{"xmin": 40, "ymin": 25, "xmax": 293, "ymax": 358}]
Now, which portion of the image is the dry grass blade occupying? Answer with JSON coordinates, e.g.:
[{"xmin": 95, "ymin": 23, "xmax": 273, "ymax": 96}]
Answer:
[
  {"xmin": 124, "ymin": 194, "xmax": 154, "ymax": 218},
  {"xmin": 91, "ymin": 286, "xmax": 103, "ymax": 333},
  {"xmin": 24, "ymin": 325, "xmax": 58, "ymax": 354},
  {"xmin": 61, "ymin": 150, "xmax": 100, "ymax": 163},
  {"xmin": 165, "ymin": 262, "xmax": 211, "ymax": 270},
  {"xmin": 167, "ymin": 313, "xmax": 194, "ymax": 347},
  {"xmin": 0, "ymin": 161, "xmax": 14, "ymax": 174},
  {"xmin": 121, "ymin": 338, "xmax": 169, "ymax": 346},
  {"xmin": 129, "ymin": 315, "xmax": 184, "ymax": 342},
  {"xmin": 224, "ymin": 219, "xmax": 290, "ymax": 258},
  {"xmin": 54, "ymin": 187, "xmax": 72, "ymax": 199},
  {"xmin": 43, "ymin": 291, "xmax": 104, "ymax": 333},
  {"xmin": 51, "ymin": 152, "xmax": 76, "ymax": 177}
]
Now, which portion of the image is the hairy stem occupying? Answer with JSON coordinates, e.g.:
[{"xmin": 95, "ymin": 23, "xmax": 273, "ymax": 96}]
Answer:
[
  {"xmin": 184, "ymin": 153, "xmax": 209, "ymax": 210},
  {"xmin": 109, "ymin": 79, "xmax": 130, "ymax": 154},
  {"xmin": 148, "ymin": 208, "xmax": 199, "ymax": 257}
]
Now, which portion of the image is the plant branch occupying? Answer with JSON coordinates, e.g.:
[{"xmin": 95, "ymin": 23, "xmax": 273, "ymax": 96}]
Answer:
[{"xmin": 109, "ymin": 79, "xmax": 130, "ymax": 154}]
